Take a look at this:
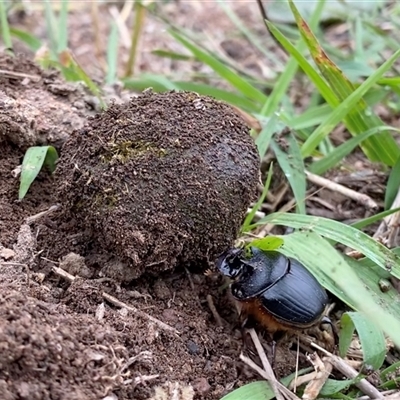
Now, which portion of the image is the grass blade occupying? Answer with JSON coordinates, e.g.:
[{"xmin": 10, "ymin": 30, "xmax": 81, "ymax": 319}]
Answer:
[
  {"xmin": 251, "ymin": 213, "xmax": 400, "ymax": 279},
  {"xmin": 0, "ymin": 0, "xmax": 12, "ymax": 50},
  {"xmin": 242, "ymin": 162, "xmax": 273, "ymax": 232},
  {"xmin": 19, "ymin": 146, "xmax": 58, "ymax": 200},
  {"xmin": 385, "ymin": 156, "xmax": 400, "ymax": 210},
  {"xmin": 106, "ymin": 21, "xmax": 119, "ymax": 85},
  {"xmin": 57, "ymin": 0, "xmax": 69, "ymax": 53},
  {"xmin": 288, "ymin": 0, "xmax": 400, "ymax": 165},
  {"xmin": 168, "ymin": 28, "xmax": 268, "ymax": 105},
  {"xmin": 301, "ymin": 48, "xmax": 400, "ymax": 162},
  {"xmin": 10, "ymin": 28, "xmax": 42, "ymax": 51},
  {"xmin": 271, "ymin": 130, "xmax": 306, "ymax": 214},
  {"xmin": 340, "ymin": 312, "xmax": 386, "ymax": 370}
]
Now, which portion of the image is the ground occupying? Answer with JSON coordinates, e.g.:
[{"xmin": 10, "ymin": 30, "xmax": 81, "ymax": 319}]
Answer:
[{"xmin": 0, "ymin": 2, "xmax": 392, "ymax": 400}]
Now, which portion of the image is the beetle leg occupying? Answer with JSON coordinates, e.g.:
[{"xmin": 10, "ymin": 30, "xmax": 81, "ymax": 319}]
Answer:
[{"xmin": 320, "ymin": 316, "xmax": 338, "ymax": 344}]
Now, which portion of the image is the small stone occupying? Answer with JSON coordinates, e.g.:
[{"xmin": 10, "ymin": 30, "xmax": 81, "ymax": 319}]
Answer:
[
  {"xmin": 187, "ymin": 340, "xmax": 200, "ymax": 355},
  {"xmin": 192, "ymin": 377, "xmax": 211, "ymax": 395},
  {"xmin": 0, "ymin": 248, "xmax": 15, "ymax": 260}
]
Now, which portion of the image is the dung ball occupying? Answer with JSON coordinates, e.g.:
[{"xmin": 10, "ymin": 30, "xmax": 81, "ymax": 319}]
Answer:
[{"xmin": 56, "ymin": 91, "xmax": 260, "ymax": 281}]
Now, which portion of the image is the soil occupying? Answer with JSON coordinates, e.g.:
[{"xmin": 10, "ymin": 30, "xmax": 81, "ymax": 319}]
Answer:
[
  {"xmin": 0, "ymin": 3, "xmax": 393, "ymax": 399},
  {"xmin": 0, "ymin": 53, "xmax": 301, "ymax": 400}
]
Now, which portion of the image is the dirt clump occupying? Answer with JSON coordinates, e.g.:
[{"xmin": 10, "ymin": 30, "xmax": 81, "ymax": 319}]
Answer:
[{"xmin": 55, "ymin": 90, "xmax": 260, "ymax": 281}]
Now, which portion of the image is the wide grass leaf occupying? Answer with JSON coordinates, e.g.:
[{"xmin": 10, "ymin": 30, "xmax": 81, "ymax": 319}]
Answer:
[
  {"xmin": 339, "ymin": 311, "xmax": 386, "ymax": 370},
  {"xmin": 252, "ymin": 212, "xmax": 400, "ymax": 279},
  {"xmin": 19, "ymin": 146, "xmax": 58, "ymax": 200}
]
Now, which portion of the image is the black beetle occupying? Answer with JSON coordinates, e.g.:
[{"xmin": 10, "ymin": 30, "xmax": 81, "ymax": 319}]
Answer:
[{"xmin": 216, "ymin": 247, "xmax": 329, "ymax": 334}]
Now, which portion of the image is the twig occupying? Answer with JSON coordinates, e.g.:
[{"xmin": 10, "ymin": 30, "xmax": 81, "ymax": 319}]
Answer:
[
  {"xmin": 305, "ymin": 171, "xmax": 378, "ymax": 210},
  {"xmin": 52, "ymin": 266, "xmax": 180, "ymax": 336},
  {"xmin": 0, "ymin": 69, "xmax": 41, "ymax": 81},
  {"xmin": 302, "ymin": 354, "xmax": 332, "ymax": 400},
  {"xmin": 25, "ymin": 204, "xmax": 61, "ymax": 225},
  {"xmin": 239, "ymin": 353, "xmax": 299, "ymax": 400},
  {"xmin": 206, "ymin": 294, "xmax": 223, "ymax": 327},
  {"xmin": 248, "ymin": 328, "xmax": 299, "ymax": 400},
  {"xmin": 311, "ymin": 342, "xmax": 383, "ymax": 399}
]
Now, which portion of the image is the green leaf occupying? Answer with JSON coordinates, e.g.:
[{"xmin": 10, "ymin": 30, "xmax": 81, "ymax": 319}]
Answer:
[
  {"xmin": 340, "ymin": 312, "xmax": 386, "ymax": 370},
  {"xmin": 19, "ymin": 146, "xmax": 58, "ymax": 200},
  {"xmin": 271, "ymin": 130, "xmax": 306, "ymax": 214},
  {"xmin": 248, "ymin": 237, "xmax": 284, "ymax": 252},
  {"xmin": 168, "ymin": 29, "xmax": 268, "ymax": 105},
  {"xmin": 220, "ymin": 381, "xmax": 274, "ymax": 400},
  {"xmin": 252, "ymin": 213, "xmax": 400, "ymax": 280},
  {"xmin": 320, "ymin": 378, "xmax": 355, "ymax": 396},
  {"xmin": 242, "ymin": 163, "xmax": 273, "ymax": 232},
  {"xmin": 385, "ymin": 156, "xmax": 400, "ymax": 210},
  {"xmin": 10, "ymin": 28, "xmax": 42, "ymax": 51}
]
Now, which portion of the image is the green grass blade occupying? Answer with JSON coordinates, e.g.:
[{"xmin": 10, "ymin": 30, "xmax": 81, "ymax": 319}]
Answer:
[
  {"xmin": 301, "ymin": 49, "xmax": 400, "ymax": 162},
  {"xmin": 151, "ymin": 49, "xmax": 192, "ymax": 61},
  {"xmin": 43, "ymin": 0, "xmax": 58, "ymax": 57},
  {"xmin": 340, "ymin": 312, "xmax": 386, "ymax": 370},
  {"xmin": 255, "ymin": 114, "xmax": 283, "ymax": 158},
  {"xmin": 260, "ymin": 0, "xmax": 326, "ymax": 117},
  {"xmin": 351, "ymin": 207, "xmax": 400, "ymax": 230},
  {"xmin": 251, "ymin": 213, "xmax": 400, "ymax": 279},
  {"xmin": 10, "ymin": 28, "xmax": 42, "ymax": 51},
  {"xmin": 106, "ymin": 21, "xmax": 119, "ymax": 85},
  {"xmin": 288, "ymin": 0, "xmax": 400, "ymax": 165},
  {"xmin": 242, "ymin": 163, "xmax": 273, "ymax": 232},
  {"xmin": 168, "ymin": 29, "xmax": 268, "ymax": 104},
  {"xmin": 309, "ymin": 126, "xmax": 400, "ymax": 175},
  {"xmin": 385, "ymin": 156, "xmax": 400, "ymax": 210},
  {"xmin": 271, "ymin": 130, "xmax": 306, "ymax": 214},
  {"xmin": 0, "ymin": 0, "xmax": 12, "ymax": 50},
  {"xmin": 19, "ymin": 146, "xmax": 58, "ymax": 200},
  {"xmin": 57, "ymin": 0, "xmax": 69, "ymax": 53}
]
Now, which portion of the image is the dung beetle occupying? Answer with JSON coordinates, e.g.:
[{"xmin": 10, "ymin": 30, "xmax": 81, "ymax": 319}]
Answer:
[{"xmin": 216, "ymin": 247, "xmax": 329, "ymax": 334}]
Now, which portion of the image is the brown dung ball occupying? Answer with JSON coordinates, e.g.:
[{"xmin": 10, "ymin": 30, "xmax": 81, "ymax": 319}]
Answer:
[{"xmin": 56, "ymin": 91, "xmax": 260, "ymax": 281}]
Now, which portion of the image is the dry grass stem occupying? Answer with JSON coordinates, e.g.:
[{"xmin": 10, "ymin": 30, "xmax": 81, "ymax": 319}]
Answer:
[
  {"xmin": 311, "ymin": 343, "xmax": 383, "ymax": 399},
  {"xmin": 302, "ymin": 354, "xmax": 332, "ymax": 400},
  {"xmin": 305, "ymin": 171, "xmax": 378, "ymax": 210},
  {"xmin": 52, "ymin": 266, "xmax": 180, "ymax": 336}
]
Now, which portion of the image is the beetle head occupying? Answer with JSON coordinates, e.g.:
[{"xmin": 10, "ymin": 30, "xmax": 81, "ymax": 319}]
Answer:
[{"xmin": 216, "ymin": 248, "xmax": 245, "ymax": 278}]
